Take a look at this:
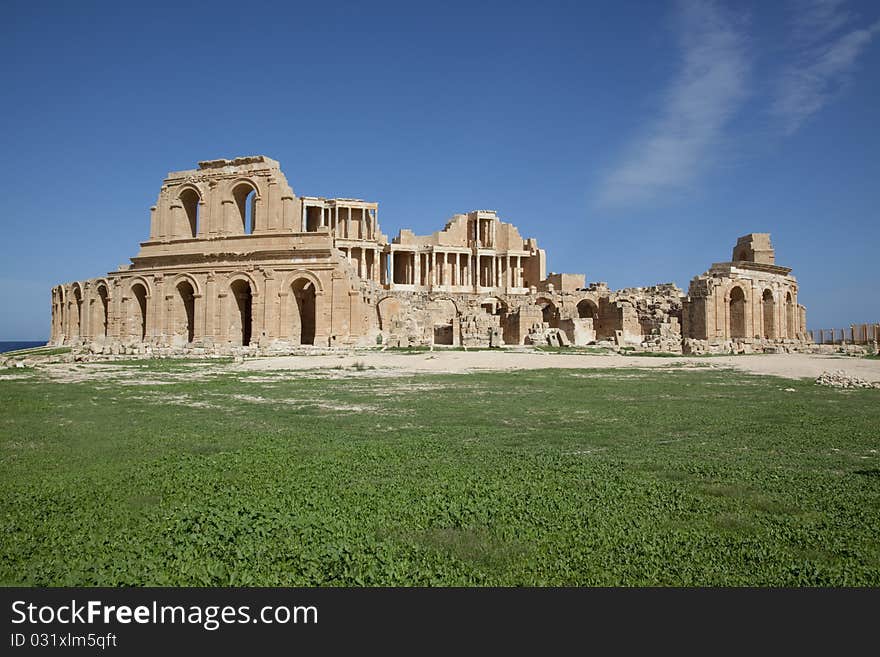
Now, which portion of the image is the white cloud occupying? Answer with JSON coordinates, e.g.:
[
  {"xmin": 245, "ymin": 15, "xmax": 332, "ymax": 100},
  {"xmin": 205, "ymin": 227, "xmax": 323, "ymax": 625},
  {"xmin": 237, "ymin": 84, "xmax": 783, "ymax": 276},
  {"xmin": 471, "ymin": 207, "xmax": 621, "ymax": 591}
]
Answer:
[
  {"xmin": 773, "ymin": 1, "xmax": 880, "ymax": 135},
  {"xmin": 596, "ymin": 0, "xmax": 750, "ymax": 208}
]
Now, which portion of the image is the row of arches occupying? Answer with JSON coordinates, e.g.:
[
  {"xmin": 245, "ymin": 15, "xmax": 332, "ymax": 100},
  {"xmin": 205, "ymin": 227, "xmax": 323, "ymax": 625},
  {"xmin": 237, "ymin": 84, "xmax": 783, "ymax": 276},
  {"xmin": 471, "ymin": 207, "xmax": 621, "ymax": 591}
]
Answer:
[
  {"xmin": 52, "ymin": 281, "xmax": 111, "ymax": 343},
  {"xmin": 729, "ymin": 286, "xmax": 798, "ymax": 339},
  {"xmin": 53, "ymin": 274, "xmax": 319, "ymax": 347},
  {"xmin": 172, "ymin": 180, "xmax": 259, "ymax": 239}
]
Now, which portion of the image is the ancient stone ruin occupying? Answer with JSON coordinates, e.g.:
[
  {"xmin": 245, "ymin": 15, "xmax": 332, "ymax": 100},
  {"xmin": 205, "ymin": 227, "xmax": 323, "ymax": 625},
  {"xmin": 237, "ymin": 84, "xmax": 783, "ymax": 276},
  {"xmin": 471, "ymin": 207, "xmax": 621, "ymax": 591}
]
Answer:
[{"xmin": 49, "ymin": 156, "xmax": 809, "ymax": 355}]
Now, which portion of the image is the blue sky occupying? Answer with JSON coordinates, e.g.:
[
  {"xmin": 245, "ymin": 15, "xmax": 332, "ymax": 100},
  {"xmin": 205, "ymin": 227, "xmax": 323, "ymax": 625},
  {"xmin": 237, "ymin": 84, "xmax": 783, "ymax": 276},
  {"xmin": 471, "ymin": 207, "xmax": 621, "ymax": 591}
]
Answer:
[{"xmin": 1, "ymin": 0, "xmax": 878, "ymax": 340}]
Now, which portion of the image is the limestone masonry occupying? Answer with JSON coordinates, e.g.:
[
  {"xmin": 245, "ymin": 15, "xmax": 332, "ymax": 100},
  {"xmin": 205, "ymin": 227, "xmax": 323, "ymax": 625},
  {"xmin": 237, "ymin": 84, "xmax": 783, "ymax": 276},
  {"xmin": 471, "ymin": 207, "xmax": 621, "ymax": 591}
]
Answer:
[{"xmin": 50, "ymin": 156, "xmax": 808, "ymax": 355}]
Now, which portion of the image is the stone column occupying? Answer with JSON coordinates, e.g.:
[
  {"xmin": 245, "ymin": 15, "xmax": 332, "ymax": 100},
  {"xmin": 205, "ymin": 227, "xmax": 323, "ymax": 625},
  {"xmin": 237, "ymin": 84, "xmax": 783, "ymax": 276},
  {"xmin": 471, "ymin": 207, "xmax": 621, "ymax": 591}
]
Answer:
[
  {"xmin": 267, "ymin": 178, "xmax": 280, "ymax": 231},
  {"xmin": 282, "ymin": 195, "xmax": 294, "ymax": 231},
  {"xmin": 389, "ymin": 250, "xmax": 395, "ymax": 287},
  {"xmin": 262, "ymin": 271, "xmax": 275, "ymax": 342},
  {"xmin": 217, "ymin": 280, "xmax": 228, "ymax": 344},
  {"xmin": 222, "ymin": 200, "xmax": 235, "ymax": 235},
  {"xmin": 203, "ymin": 273, "xmax": 216, "ymax": 343},
  {"xmin": 169, "ymin": 203, "xmax": 183, "ymax": 240},
  {"xmin": 149, "ymin": 206, "xmax": 158, "ymax": 240},
  {"xmin": 414, "ymin": 252, "xmax": 421, "ymax": 286}
]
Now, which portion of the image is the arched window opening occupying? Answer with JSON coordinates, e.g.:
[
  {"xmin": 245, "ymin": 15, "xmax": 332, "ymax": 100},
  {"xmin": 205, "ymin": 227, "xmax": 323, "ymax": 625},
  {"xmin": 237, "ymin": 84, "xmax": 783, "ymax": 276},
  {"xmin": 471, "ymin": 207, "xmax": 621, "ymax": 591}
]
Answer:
[
  {"xmin": 577, "ymin": 299, "xmax": 598, "ymax": 320},
  {"xmin": 176, "ymin": 281, "xmax": 196, "ymax": 343},
  {"xmin": 291, "ymin": 278, "xmax": 316, "ymax": 345},
  {"xmin": 762, "ymin": 289, "xmax": 775, "ymax": 339},
  {"xmin": 233, "ymin": 183, "xmax": 257, "ymax": 234},
  {"xmin": 537, "ymin": 298, "xmax": 559, "ymax": 328},
  {"xmin": 131, "ymin": 283, "xmax": 148, "ymax": 341},
  {"xmin": 729, "ymin": 286, "xmax": 746, "ymax": 338},
  {"xmin": 73, "ymin": 286, "xmax": 83, "ymax": 338},
  {"xmin": 230, "ymin": 279, "xmax": 253, "ymax": 346},
  {"xmin": 180, "ymin": 188, "xmax": 201, "ymax": 238},
  {"xmin": 97, "ymin": 284, "xmax": 109, "ymax": 338}
]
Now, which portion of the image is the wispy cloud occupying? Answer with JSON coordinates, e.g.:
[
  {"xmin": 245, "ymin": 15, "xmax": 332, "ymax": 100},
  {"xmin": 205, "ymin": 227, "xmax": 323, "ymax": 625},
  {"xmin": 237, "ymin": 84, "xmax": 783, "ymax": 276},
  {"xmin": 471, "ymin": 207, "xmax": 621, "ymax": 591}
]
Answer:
[
  {"xmin": 773, "ymin": 0, "xmax": 880, "ymax": 135},
  {"xmin": 596, "ymin": 0, "xmax": 750, "ymax": 208}
]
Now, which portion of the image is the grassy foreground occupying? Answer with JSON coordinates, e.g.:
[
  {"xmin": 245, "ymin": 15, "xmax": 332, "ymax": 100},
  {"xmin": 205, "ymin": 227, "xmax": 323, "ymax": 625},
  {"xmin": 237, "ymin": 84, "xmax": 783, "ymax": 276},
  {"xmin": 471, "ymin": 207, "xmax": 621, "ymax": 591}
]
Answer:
[{"xmin": 1, "ymin": 361, "xmax": 878, "ymax": 586}]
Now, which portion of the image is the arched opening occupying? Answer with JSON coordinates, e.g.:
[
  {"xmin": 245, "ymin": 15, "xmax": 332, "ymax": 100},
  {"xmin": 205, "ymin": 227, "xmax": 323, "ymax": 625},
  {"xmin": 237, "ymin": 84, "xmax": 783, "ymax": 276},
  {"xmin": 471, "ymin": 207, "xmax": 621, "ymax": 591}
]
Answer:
[
  {"xmin": 131, "ymin": 283, "xmax": 148, "ymax": 341},
  {"xmin": 96, "ymin": 284, "xmax": 109, "ymax": 338},
  {"xmin": 536, "ymin": 298, "xmax": 559, "ymax": 328},
  {"xmin": 377, "ymin": 297, "xmax": 402, "ymax": 332},
  {"xmin": 762, "ymin": 289, "xmax": 775, "ymax": 339},
  {"xmin": 785, "ymin": 292, "xmax": 795, "ymax": 338},
  {"xmin": 577, "ymin": 299, "xmax": 598, "ymax": 320},
  {"xmin": 729, "ymin": 286, "xmax": 746, "ymax": 339},
  {"xmin": 232, "ymin": 183, "xmax": 257, "ymax": 234},
  {"xmin": 180, "ymin": 188, "xmax": 201, "ymax": 238},
  {"xmin": 176, "ymin": 280, "xmax": 196, "ymax": 344},
  {"xmin": 291, "ymin": 278, "xmax": 316, "ymax": 345},
  {"xmin": 230, "ymin": 279, "xmax": 253, "ymax": 346},
  {"xmin": 72, "ymin": 285, "xmax": 83, "ymax": 338},
  {"xmin": 429, "ymin": 299, "xmax": 457, "ymax": 345},
  {"xmin": 57, "ymin": 288, "xmax": 65, "ymax": 341}
]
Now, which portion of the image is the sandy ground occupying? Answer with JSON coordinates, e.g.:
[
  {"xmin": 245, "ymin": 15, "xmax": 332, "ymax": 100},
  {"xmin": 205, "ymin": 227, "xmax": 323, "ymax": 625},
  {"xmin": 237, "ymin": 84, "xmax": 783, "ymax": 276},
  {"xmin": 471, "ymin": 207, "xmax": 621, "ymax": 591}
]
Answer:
[{"xmin": 234, "ymin": 350, "xmax": 880, "ymax": 382}]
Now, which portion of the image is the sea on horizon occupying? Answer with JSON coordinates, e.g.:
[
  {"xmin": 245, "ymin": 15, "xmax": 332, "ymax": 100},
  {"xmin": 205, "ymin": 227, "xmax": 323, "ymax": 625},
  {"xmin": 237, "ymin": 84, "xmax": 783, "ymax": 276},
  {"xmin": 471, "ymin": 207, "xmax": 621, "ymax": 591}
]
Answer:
[{"xmin": 0, "ymin": 341, "xmax": 48, "ymax": 354}]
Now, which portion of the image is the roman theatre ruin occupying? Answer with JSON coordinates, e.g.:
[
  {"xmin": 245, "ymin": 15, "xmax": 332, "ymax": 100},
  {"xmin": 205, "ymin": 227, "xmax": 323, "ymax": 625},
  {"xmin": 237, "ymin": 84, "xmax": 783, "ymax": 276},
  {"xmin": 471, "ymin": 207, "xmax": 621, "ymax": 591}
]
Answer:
[{"xmin": 49, "ymin": 155, "xmax": 809, "ymax": 355}]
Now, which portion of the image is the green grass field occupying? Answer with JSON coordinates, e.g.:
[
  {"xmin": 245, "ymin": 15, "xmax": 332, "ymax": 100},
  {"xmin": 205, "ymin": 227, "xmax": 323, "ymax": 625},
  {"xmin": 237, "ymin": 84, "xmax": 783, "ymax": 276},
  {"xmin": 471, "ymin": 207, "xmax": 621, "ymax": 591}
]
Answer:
[{"xmin": 1, "ymin": 361, "xmax": 878, "ymax": 586}]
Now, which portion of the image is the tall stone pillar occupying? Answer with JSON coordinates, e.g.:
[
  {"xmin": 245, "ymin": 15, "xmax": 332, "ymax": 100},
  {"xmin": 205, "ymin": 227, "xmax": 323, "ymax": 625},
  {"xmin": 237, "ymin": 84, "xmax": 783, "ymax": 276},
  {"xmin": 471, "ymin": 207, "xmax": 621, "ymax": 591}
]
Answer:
[
  {"xmin": 222, "ymin": 200, "xmax": 235, "ymax": 235},
  {"xmin": 282, "ymin": 195, "xmax": 294, "ymax": 231},
  {"xmin": 196, "ymin": 201, "xmax": 207, "ymax": 237},
  {"xmin": 267, "ymin": 178, "xmax": 280, "ymax": 231},
  {"xmin": 389, "ymin": 250, "xmax": 395, "ymax": 288},
  {"xmin": 149, "ymin": 206, "xmax": 159, "ymax": 240}
]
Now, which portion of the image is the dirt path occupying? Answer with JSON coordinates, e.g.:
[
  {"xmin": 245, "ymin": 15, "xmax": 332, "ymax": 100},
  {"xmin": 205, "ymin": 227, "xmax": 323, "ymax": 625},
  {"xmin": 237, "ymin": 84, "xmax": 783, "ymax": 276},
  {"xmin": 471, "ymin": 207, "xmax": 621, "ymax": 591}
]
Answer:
[{"xmin": 235, "ymin": 350, "xmax": 880, "ymax": 382}]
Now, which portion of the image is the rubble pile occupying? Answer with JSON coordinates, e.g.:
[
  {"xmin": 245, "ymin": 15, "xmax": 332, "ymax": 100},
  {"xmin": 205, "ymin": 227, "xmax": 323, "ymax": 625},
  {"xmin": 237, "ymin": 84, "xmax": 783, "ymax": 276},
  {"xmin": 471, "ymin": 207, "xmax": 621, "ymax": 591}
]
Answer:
[{"xmin": 815, "ymin": 370, "xmax": 880, "ymax": 389}]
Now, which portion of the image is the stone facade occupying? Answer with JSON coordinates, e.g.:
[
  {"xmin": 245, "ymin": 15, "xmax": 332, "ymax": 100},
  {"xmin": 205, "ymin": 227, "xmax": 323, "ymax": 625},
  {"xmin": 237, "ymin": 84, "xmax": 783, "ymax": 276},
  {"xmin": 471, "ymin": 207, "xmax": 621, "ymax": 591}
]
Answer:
[
  {"xmin": 49, "ymin": 156, "xmax": 808, "ymax": 355},
  {"xmin": 682, "ymin": 234, "xmax": 808, "ymax": 354}
]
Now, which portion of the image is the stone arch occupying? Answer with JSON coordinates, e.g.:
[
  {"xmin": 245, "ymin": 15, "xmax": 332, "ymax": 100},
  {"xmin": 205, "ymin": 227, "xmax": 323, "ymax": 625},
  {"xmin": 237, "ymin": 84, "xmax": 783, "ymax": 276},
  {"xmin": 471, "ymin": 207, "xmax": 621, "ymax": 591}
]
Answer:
[
  {"xmin": 479, "ymin": 296, "xmax": 509, "ymax": 315},
  {"xmin": 762, "ymin": 289, "xmax": 775, "ymax": 339},
  {"xmin": 93, "ymin": 280, "xmax": 111, "ymax": 339},
  {"xmin": 377, "ymin": 296, "xmax": 403, "ymax": 331},
  {"xmin": 178, "ymin": 185, "xmax": 203, "ymax": 238},
  {"xmin": 173, "ymin": 279, "xmax": 196, "ymax": 344},
  {"xmin": 535, "ymin": 296, "xmax": 559, "ymax": 328},
  {"xmin": 57, "ymin": 285, "xmax": 66, "ymax": 338},
  {"xmin": 229, "ymin": 179, "xmax": 260, "ymax": 234},
  {"xmin": 168, "ymin": 273, "xmax": 202, "ymax": 298},
  {"xmin": 279, "ymin": 270, "xmax": 324, "ymax": 296},
  {"xmin": 227, "ymin": 274, "xmax": 258, "ymax": 346},
  {"xmin": 428, "ymin": 297, "xmax": 459, "ymax": 345},
  {"xmin": 785, "ymin": 291, "xmax": 796, "ymax": 339},
  {"xmin": 70, "ymin": 282, "xmax": 84, "ymax": 339},
  {"xmin": 287, "ymin": 278, "xmax": 315, "ymax": 345},
  {"xmin": 577, "ymin": 298, "xmax": 599, "ymax": 320},
  {"xmin": 729, "ymin": 285, "xmax": 747, "ymax": 339},
  {"xmin": 130, "ymin": 281, "xmax": 149, "ymax": 341}
]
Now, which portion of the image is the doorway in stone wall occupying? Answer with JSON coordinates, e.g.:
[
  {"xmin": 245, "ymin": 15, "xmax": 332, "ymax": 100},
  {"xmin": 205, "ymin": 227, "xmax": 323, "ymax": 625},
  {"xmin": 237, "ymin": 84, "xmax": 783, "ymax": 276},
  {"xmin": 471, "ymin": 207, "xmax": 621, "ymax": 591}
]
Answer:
[
  {"xmin": 231, "ymin": 279, "xmax": 253, "ymax": 346},
  {"xmin": 291, "ymin": 278, "xmax": 316, "ymax": 345}
]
